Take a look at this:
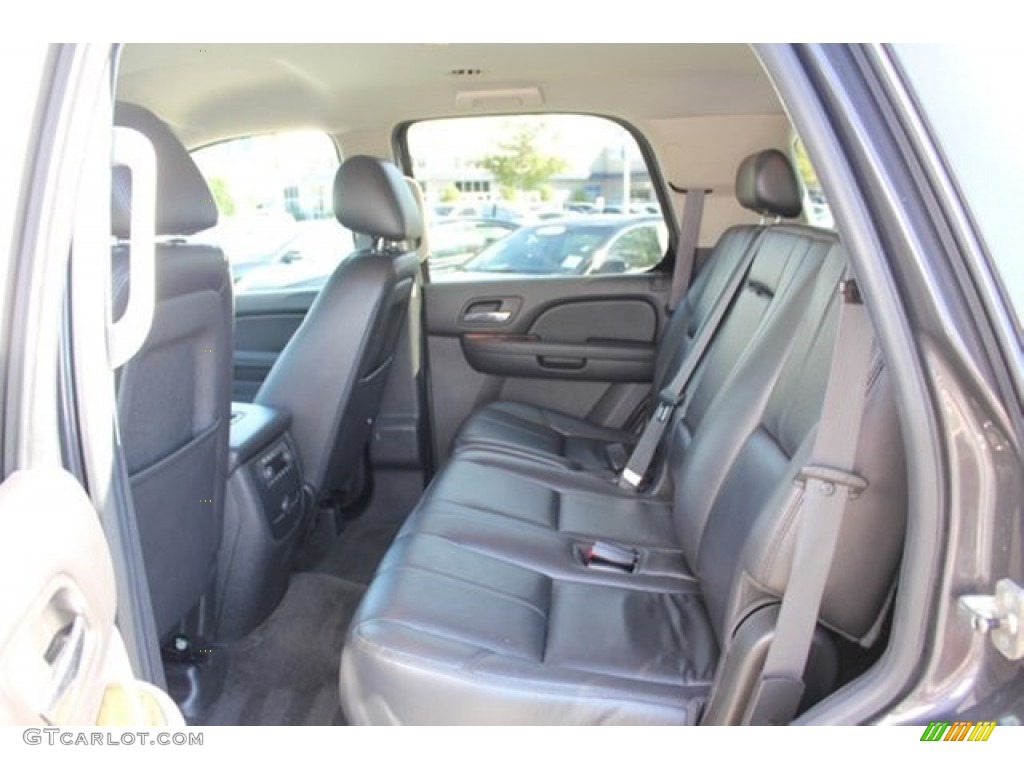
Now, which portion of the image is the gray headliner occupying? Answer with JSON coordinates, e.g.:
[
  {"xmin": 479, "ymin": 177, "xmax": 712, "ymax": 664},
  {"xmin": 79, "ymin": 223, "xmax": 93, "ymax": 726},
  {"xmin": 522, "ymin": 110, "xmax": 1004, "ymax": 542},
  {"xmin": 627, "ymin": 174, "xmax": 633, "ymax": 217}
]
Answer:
[{"xmin": 117, "ymin": 44, "xmax": 783, "ymax": 148}]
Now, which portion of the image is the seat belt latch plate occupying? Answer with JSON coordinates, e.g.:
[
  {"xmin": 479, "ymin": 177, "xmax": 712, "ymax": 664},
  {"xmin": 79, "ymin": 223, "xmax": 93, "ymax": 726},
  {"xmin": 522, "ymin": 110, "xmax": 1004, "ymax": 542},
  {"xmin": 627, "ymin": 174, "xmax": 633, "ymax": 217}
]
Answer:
[
  {"xmin": 619, "ymin": 468, "xmax": 644, "ymax": 489},
  {"xmin": 795, "ymin": 465, "xmax": 868, "ymax": 499}
]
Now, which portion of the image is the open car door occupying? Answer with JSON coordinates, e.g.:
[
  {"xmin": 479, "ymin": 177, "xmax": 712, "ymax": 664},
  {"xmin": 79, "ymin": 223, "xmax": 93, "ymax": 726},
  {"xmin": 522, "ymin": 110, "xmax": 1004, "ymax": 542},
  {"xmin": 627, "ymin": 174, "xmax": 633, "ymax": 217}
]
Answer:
[
  {"xmin": 0, "ymin": 470, "xmax": 180, "ymax": 726},
  {"xmin": 0, "ymin": 45, "xmax": 181, "ymax": 727}
]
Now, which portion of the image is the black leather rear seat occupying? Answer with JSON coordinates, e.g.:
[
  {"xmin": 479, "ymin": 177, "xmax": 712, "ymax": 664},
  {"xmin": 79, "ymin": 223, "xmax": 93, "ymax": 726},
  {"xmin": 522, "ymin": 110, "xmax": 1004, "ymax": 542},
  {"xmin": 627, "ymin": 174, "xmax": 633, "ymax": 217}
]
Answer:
[{"xmin": 338, "ymin": 151, "xmax": 907, "ymax": 725}]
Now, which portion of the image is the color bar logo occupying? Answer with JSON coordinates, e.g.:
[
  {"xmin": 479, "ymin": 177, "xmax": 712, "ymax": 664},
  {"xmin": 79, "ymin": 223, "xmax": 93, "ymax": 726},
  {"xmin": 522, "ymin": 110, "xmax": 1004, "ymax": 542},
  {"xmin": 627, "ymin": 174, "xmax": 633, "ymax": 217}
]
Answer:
[{"xmin": 920, "ymin": 721, "xmax": 996, "ymax": 742}]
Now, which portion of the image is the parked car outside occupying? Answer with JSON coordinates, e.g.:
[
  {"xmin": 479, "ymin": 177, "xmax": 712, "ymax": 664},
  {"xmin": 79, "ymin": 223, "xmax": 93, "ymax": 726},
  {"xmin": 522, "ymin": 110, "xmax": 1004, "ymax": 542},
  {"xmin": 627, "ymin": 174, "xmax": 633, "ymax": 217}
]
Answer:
[
  {"xmin": 201, "ymin": 208, "xmax": 300, "ymax": 284},
  {"xmin": 426, "ymin": 217, "xmax": 519, "ymax": 273},
  {"xmin": 455, "ymin": 215, "xmax": 667, "ymax": 277},
  {"xmin": 232, "ymin": 218, "xmax": 356, "ymax": 293}
]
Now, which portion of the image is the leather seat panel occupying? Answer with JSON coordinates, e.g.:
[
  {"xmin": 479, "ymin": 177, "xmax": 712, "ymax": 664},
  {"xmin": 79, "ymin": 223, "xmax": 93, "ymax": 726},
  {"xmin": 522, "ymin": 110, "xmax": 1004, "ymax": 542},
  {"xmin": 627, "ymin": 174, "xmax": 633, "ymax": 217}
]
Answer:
[
  {"xmin": 414, "ymin": 450, "xmax": 678, "ymax": 548},
  {"xmin": 454, "ymin": 402, "xmax": 637, "ymax": 472},
  {"xmin": 544, "ymin": 580, "xmax": 718, "ymax": 686},
  {"xmin": 399, "ymin": 504, "xmax": 696, "ymax": 592},
  {"xmin": 342, "ymin": 531, "xmax": 715, "ymax": 725}
]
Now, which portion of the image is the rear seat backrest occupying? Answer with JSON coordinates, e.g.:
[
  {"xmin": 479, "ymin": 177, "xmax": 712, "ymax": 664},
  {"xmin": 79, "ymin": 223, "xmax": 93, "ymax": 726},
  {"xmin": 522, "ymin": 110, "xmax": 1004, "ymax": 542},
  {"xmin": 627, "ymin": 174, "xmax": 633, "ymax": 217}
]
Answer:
[
  {"xmin": 653, "ymin": 149, "xmax": 805, "ymax": 395},
  {"xmin": 674, "ymin": 245, "xmax": 907, "ymax": 644},
  {"xmin": 668, "ymin": 225, "xmax": 837, "ymax": 457},
  {"xmin": 653, "ymin": 227, "xmax": 758, "ymax": 389}
]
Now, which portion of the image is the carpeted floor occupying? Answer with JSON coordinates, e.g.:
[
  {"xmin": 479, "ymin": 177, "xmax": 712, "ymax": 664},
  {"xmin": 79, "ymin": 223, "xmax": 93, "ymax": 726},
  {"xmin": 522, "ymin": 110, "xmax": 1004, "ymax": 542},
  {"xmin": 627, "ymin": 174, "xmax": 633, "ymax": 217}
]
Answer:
[
  {"xmin": 313, "ymin": 520, "xmax": 401, "ymax": 585},
  {"xmin": 198, "ymin": 573, "xmax": 363, "ymax": 726},
  {"xmin": 196, "ymin": 516, "xmax": 402, "ymax": 726}
]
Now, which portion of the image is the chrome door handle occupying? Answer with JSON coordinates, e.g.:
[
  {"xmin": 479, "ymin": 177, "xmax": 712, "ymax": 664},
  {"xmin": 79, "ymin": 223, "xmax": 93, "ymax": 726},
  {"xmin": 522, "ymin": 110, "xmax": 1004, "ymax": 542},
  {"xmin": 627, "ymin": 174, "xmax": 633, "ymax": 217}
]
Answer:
[{"xmin": 463, "ymin": 310, "xmax": 512, "ymax": 324}]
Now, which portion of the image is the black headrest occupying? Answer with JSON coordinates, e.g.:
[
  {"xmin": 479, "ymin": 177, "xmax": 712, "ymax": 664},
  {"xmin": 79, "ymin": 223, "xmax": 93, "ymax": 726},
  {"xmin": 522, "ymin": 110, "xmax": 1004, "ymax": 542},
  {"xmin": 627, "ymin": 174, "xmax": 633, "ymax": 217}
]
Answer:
[
  {"xmin": 112, "ymin": 103, "xmax": 218, "ymax": 239},
  {"xmin": 333, "ymin": 156, "xmax": 423, "ymax": 243},
  {"xmin": 735, "ymin": 149, "xmax": 802, "ymax": 219}
]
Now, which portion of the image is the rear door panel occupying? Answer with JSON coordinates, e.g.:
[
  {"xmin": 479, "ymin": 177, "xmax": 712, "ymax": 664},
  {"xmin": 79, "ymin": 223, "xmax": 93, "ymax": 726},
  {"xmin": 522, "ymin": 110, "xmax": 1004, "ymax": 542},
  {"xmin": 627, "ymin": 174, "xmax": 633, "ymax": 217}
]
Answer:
[{"xmin": 424, "ymin": 274, "xmax": 670, "ymax": 461}]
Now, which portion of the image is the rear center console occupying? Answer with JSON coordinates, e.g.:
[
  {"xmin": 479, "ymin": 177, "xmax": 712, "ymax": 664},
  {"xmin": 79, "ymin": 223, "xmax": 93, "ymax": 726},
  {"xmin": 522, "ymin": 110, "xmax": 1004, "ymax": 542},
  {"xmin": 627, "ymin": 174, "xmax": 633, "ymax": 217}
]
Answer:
[{"xmin": 214, "ymin": 402, "xmax": 310, "ymax": 640}]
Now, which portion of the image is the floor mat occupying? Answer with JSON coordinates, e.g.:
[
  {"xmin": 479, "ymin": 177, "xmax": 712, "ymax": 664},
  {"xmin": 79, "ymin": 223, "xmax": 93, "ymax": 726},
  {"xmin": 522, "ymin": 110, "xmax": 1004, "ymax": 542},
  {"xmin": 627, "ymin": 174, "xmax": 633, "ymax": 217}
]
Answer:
[{"xmin": 199, "ymin": 573, "xmax": 362, "ymax": 726}]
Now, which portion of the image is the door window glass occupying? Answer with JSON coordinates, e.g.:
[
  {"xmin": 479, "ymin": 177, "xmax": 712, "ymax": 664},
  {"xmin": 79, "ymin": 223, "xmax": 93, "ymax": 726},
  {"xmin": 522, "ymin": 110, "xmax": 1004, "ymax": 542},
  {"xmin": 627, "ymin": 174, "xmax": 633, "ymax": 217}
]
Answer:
[{"xmin": 406, "ymin": 115, "xmax": 666, "ymax": 280}]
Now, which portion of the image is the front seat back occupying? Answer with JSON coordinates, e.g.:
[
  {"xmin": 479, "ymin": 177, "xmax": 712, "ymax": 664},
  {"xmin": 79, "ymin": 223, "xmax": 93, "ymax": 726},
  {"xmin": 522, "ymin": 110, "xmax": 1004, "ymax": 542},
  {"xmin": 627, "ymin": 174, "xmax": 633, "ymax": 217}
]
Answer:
[
  {"xmin": 112, "ymin": 103, "xmax": 234, "ymax": 639},
  {"xmin": 256, "ymin": 156, "xmax": 423, "ymax": 508}
]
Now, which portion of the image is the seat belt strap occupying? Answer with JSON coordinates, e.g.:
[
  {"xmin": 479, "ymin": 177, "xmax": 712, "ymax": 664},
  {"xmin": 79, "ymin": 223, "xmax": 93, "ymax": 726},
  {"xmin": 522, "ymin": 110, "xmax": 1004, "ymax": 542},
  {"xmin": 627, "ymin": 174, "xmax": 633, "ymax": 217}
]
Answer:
[
  {"xmin": 668, "ymin": 188, "xmax": 707, "ymax": 311},
  {"xmin": 618, "ymin": 229, "xmax": 763, "ymax": 491},
  {"xmin": 744, "ymin": 274, "xmax": 874, "ymax": 725}
]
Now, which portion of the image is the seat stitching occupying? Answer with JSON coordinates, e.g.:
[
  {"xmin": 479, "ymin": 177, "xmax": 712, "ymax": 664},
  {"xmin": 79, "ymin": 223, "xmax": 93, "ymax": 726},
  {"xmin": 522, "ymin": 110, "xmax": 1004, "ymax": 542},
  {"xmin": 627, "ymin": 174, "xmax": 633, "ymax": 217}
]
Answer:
[
  {"xmin": 757, "ymin": 480, "xmax": 802, "ymax": 585},
  {"xmin": 404, "ymin": 529, "xmax": 700, "ymax": 595},
  {"xmin": 373, "ymin": 559, "xmax": 549, "ymax": 620},
  {"xmin": 428, "ymin": 497, "xmax": 559, "ymax": 530},
  {"xmin": 410, "ymin": 504, "xmax": 690, "ymax": 560}
]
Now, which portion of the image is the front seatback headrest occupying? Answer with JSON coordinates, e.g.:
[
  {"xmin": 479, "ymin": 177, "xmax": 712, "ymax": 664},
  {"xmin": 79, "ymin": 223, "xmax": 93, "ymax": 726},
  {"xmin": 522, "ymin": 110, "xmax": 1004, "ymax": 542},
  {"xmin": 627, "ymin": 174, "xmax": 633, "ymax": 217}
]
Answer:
[
  {"xmin": 735, "ymin": 149, "xmax": 802, "ymax": 219},
  {"xmin": 112, "ymin": 102, "xmax": 218, "ymax": 239},
  {"xmin": 334, "ymin": 156, "xmax": 424, "ymax": 243}
]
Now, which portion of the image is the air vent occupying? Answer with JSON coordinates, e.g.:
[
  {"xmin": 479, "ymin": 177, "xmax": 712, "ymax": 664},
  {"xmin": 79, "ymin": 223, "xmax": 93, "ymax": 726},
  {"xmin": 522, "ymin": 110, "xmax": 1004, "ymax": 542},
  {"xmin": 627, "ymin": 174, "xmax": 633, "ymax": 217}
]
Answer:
[{"xmin": 448, "ymin": 68, "xmax": 483, "ymax": 78}]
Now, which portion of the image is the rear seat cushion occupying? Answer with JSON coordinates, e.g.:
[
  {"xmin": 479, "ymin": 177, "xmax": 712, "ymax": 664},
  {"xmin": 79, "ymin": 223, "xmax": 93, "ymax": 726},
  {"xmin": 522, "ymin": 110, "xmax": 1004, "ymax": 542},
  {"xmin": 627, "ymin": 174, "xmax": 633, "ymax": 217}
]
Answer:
[
  {"xmin": 453, "ymin": 401, "xmax": 636, "ymax": 472},
  {"xmin": 414, "ymin": 447, "xmax": 677, "ymax": 546},
  {"xmin": 396, "ymin": 447, "xmax": 696, "ymax": 589},
  {"xmin": 341, "ymin": 532, "xmax": 717, "ymax": 725}
]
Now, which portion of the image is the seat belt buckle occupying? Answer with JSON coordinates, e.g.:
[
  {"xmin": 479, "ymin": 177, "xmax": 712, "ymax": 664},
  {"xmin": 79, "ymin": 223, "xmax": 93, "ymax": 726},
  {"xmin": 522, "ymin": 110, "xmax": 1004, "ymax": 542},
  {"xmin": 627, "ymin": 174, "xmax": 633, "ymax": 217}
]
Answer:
[
  {"xmin": 604, "ymin": 442, "xmax": 631, "ymax": 473},
  {"xmin": 582, "ymin": 541, "xmax": 638, "ymax": 573},
  {"xmin": 795, "ymin": 465, "xmax": 868, "ymax": 500},
  {"xmin": 654, "ymin": 388, "xmax": 684, "ymax": 423}
]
